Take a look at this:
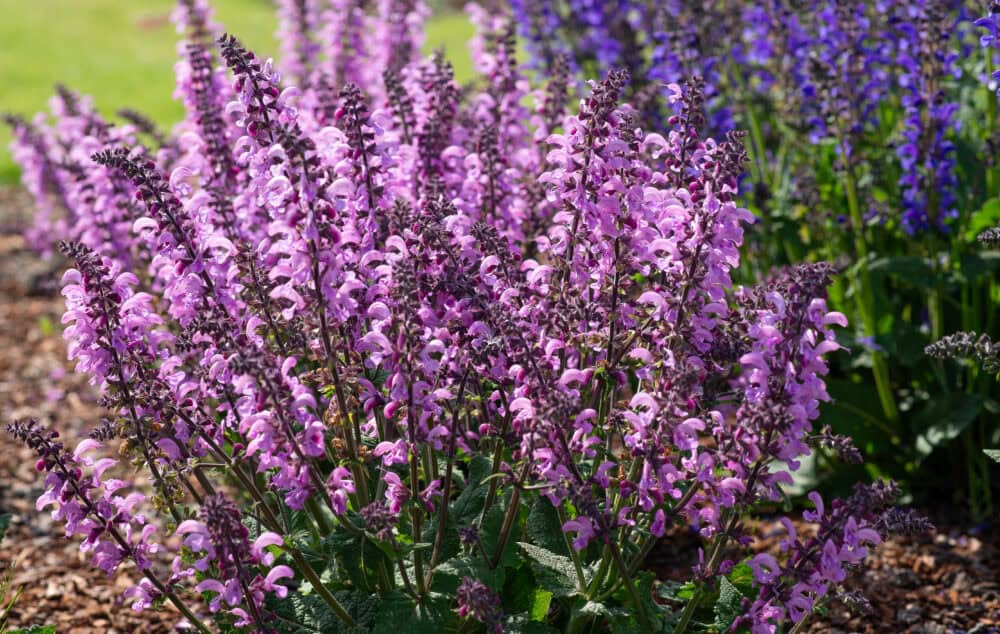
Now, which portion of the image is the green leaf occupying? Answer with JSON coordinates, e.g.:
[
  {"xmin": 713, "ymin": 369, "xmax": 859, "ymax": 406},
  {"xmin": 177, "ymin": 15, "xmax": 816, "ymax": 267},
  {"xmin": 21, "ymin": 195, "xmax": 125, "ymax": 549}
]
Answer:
[
  {"xmin": 985, "ymin": 449, "xmax": 1000, "ymax": 464},
  {"xmin": 913, "ymin": 394, "xmax": 984, "ymax": 459},
  {"xmin": 959, "ymin": 251, "xmax": 1000, "ymax": 284},
  {"xmin": 268, "ymin": 589, "xmax": 372, "ymax": 633},
  {"xmin": 373, "ymin": 591, "xmax": 454, "ymax": 634},
  {"xmin": 572, "ymin": 600, "xmax": 644, "ymax": 634},
  {"xmin": 656, "ymin": 580, "xmax": 695, "ymax": 602},
  {"xmin": 821, "ymin": 377, "xmax": 897, "ymax": 466},
  {"xmin": 481, "ymin": 497, "xmax": 522, "ymax": 569},
  {"xmin": 335, "ymin": 590, "xmax": 380, "ymax": 631},
  {"xmin": 967, "ymin": 199, "xmax": 1000, "ymax": 242},
  {"xmin": 503, "ymin": 614, "xmax": 560, "ymax": 634},
  {"xmin": 868, "ymin": 255, "xmax": 935, "ymax": 289},
  {"xmin": 502, "ymin": 565, "xmax": 536, "ymax": 614},
  {"xmin": 609, "ymin": 572, "xmax": 665, "ymax": 633},
  {"xmin": 526, "ymin": 500, "xmax": 568, "ymax": 556},
  {"xmin": 451, "ymin": 456, "xmax": 492, "ymax": 524},
  {"xmin": 0, "ymin": 513, "xmax": 11, "ymax": 543},
  {"xmin": 577, "ymin": 600, "xmax": 613, "ymax": 617},
  {"xmin": 713, "ymin": 576, "xmax": 746, "ymax": 631},
  {"xmin": 517, "ymin": 542, "xmax": 580, "ymax": 598},
  {"xmin": 10, "ymin": 626, "xmax": 56, "ymax": 634},
  {"xmin": 530, "ymin": 589, "xmax": 553, "ymax": 621},
  {"xmin": 431, "ymin": 554, "xmax": 504, "ymax": 594},
  {"xmin": 727, "ymin": 563, "xmax": 756, "ymax": 596},
  {"xmin": 421, "ymin": 516, "xmax": 460, "ymax": 566},
  {"xmin": 322, "ymin": 530, "xmax": 373, "ymax": 591}
]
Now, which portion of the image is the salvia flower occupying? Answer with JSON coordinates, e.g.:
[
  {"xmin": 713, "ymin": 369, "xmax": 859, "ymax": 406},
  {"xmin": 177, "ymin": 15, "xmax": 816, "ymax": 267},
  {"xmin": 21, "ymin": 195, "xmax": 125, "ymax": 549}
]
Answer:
[
  {"xmin": 4, "ymin": 3, "xmax": 908, "ymax": 632},
  {"xmin": 926, "ymin": 331, "xmax": 1000, "ymax": 373},
  {"xmin": 179, "ymin": 494, "xmax": 292, "ymax": 629},
  {"xmin": 455, "ymin": 576, "xmax": 503, "ymax": 633}
]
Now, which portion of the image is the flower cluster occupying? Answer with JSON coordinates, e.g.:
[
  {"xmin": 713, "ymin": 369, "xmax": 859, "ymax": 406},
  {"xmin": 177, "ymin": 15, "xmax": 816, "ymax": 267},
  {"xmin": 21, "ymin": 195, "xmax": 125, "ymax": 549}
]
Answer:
[
  {"xmin": 741, "ymin": 481, "xmax": 926, "ymax": 632},
  {"xmin": 514, "ymin": 1, "xmax": 974, "ymax": 238},
  {"xmin": 927, "ymin": 331, "xmax": 1000, "ymax": 374},
  {"xmin": 5, "ymin": 2, "xmax": 926, "ymax": 633},
  {"xmin": 177, "ymin": 495, "xmax": 293, "ymax": 629},
  {"xmin": 894, "ymin": 1, "xmax": 961, "ymax": 234}
]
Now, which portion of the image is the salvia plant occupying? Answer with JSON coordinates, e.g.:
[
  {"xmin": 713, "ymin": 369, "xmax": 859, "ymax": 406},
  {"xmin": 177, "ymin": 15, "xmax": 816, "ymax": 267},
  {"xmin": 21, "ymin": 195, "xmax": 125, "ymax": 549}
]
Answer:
[
  {"xmin": 4, "ymin": 1, "xmax": 932, "ymax": 633},
  {"xmin": 511, "ymin": 0, "xmax": 1000, "ymax": 518}
]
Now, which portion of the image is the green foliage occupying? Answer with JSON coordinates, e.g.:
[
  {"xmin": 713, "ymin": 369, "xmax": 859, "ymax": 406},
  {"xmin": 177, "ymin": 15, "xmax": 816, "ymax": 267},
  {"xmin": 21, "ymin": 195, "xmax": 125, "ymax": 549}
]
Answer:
[
  {"xmin": 868, "ymin": 256, "xmax": 935, "ymax": 290},
  {"xmin": 517, "ymin": 543, "xmax": 580, "ymax": 598},
  {"xmin": 431, "ymin": 555, "xmax": 504, "ymax": 593},
  {"xmin": 450, "ymin": 456, "xmax": 492, "ymax": 524},
  {"xmin": 480, "ymin": 496, "xmax": 522, "ymax": 569},
  {"xmin": 607, "ymin": 572, "xmax": 668, "ymax": 633},
  {"xmin": 7, "ymin": 627, "xmax": 56, "ymax": 634},
  {"xmin": 967, "ymin": 199, "xmax": 1000, "ymax": 241},
  {"xmin": 372, "ymin": 592, "xmax": 453, "ymax": 634},
  {"xmin": 321, "ymin": 525, "xmax": 397, "ymax": 593},
  {"xmin": 913, "ymin": 394, "xmax": 984, "ymax": 459},
  {"xmin": 713, "ymin": 577, "xmax": 747, "ymax": 632},
  {"xmin": 502, "ymin": 615, "xmax": 560, "ymax": 633},
  {"xmin": 526, "ymin": 501, "xmax": 569, "ymax": 556}
]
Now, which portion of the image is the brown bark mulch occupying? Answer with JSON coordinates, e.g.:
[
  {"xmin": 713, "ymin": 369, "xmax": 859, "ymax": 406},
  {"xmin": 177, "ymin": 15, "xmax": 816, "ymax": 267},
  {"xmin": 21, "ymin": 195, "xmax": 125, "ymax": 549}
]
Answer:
[{"xmin": 0, "ymin": 187, "xmax": 178, "ymax": 632}]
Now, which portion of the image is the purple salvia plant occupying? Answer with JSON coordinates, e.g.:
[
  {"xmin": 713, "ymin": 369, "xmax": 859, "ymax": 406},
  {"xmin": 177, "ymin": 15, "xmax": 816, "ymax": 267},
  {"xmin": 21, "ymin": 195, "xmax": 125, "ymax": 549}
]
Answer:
[
  {"xmin": 3, "ymin": 3, "xmax": 928, "ymax": 633},
  {"xmin": 276, "ymin": 0, "xmax": 321, "ymax": 89}
]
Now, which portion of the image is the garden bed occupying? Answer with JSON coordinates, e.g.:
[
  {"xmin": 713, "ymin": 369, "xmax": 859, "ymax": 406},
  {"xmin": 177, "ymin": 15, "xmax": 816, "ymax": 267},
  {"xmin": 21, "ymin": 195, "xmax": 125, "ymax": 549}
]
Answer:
[{"xmin": 1, "ymin": 186, "xmax": 996, "ymax": 633}]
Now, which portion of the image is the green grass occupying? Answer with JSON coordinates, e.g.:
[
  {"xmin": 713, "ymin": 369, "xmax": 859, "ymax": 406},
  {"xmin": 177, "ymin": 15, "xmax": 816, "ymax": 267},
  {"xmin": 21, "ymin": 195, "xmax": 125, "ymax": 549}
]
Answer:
[{"xmin": 0, "ymin": 1, "xmax": 474, "ymax": 184}]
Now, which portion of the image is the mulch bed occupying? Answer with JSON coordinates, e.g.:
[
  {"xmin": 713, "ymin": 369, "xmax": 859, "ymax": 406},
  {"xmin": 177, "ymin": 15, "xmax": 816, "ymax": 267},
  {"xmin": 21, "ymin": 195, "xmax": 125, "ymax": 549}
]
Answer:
[
  {"xmin": 0, "ymin": 187, "xmax": 179, "ymax": 633},
  {"xmin": 0, "ymin": 185, "xmax": 997, "ymax": 633}
]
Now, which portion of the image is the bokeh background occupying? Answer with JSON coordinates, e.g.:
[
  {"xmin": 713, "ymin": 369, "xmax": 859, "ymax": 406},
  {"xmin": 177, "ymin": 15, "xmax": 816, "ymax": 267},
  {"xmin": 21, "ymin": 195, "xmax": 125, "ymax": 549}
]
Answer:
[{"xmin": 0, "ymin": 0, "xmax": 473, "ymax": 183}]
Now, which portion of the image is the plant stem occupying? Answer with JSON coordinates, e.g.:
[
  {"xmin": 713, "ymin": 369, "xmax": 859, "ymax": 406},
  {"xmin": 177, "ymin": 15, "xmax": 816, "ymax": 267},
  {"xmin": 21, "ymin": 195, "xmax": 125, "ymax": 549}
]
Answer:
[
  {"xmin": 788, "ymin": 614, "xmax": 811, "ymax": 634},
  {"xmin": 843, "ymin": 164, "xmax": 898, "ymax": 422},
  {"xmin": 986, "ymin": 47, "xmax": 998, "ymax": 199},
  {"xmin": 556, "ymin": 506, "xmax": 588, "ymax": 593},
  {"xmin": 147, "ymin": 575, "xmax": 212, "ymax": 634},
  {"xmin": 608, "ymin": 540, "xmax": 652, "ymax": 633},
  {"xmin": 425, "ymin": 372, "xmax": 469, "ymax": 589},
  {"xmin": 288, "ymin": 548, "xmax": 356, "ymax": 627},
  {"xmin": 305, "ymin": 497, "xmax": 333, "ymax": 534},
  {"xmin": 489, "ymin": 482, "xmax": 522, "ymax": 570},
  {"xmin": 626, "ymin": 482, "xmax": 702, "ymax": 578},
  {"xmin": 197, "ymin": 435, "xmax": 357, "ymax": 626}
]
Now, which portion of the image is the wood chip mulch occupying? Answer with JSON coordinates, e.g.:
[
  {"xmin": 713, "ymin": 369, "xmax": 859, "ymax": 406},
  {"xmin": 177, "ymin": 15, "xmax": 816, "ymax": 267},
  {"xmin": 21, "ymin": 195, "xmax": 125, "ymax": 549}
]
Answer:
[{"xmin": 0, "ymin": 188, "xmax": 178, "ymax": 633}]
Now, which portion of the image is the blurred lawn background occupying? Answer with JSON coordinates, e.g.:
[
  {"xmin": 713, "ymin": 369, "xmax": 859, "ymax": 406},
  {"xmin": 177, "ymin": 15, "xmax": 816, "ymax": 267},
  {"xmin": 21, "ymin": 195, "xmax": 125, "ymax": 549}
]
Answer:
[{"xmin": 0, "ymin": 0, "xmax": 474, "ymax": 184}]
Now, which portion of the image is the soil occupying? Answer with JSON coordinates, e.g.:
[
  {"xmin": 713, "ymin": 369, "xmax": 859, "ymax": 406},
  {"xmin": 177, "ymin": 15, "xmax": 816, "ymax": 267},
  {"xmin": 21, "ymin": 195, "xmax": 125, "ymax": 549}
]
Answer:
[
  {"xmin": 646, "ymin": 516, "xmax": 1000, "ymax": 634},
  {"xmin": 0, "ymin": 187, "xmax": 179, "ymax": 632},
  {"xmin": 0, "ymin": 185, "xmax": 997, "ymax": 633}
]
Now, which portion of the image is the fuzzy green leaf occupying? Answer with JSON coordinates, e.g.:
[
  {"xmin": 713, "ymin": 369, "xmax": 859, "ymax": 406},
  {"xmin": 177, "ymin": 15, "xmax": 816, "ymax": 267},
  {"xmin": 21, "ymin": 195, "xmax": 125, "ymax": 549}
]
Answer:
[
  {"xmin": 373, "ymin": 591, "xmax": 453, "ymax": 634},
  {"xmin": 517, "ymin": 542, "xmax": 579, "ymax": 598},
  {"xmin": 526, "ymin": 501, "xmax": 568, "ymax": 556},
  {"xmin": 451, "ymin": 456, "xmax": 493, "ymax": 524},
  {"xmin": 503, "ymin": 614, "xmax": 560, "ymax": 633},
  {"xmin": 714, "ymin": 576, "xmax": 746, "ymax": 631},
  {"xmin": 431, "ymin": 554, "xmax": 504, "ymax": 593}
]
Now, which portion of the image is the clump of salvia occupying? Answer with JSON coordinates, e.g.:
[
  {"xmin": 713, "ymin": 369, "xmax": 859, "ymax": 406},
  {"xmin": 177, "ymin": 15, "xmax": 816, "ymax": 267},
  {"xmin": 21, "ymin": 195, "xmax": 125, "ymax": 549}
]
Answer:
[{"xmin": 4, "ymin": 2, "xmax": 927, "ymax": 633}]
